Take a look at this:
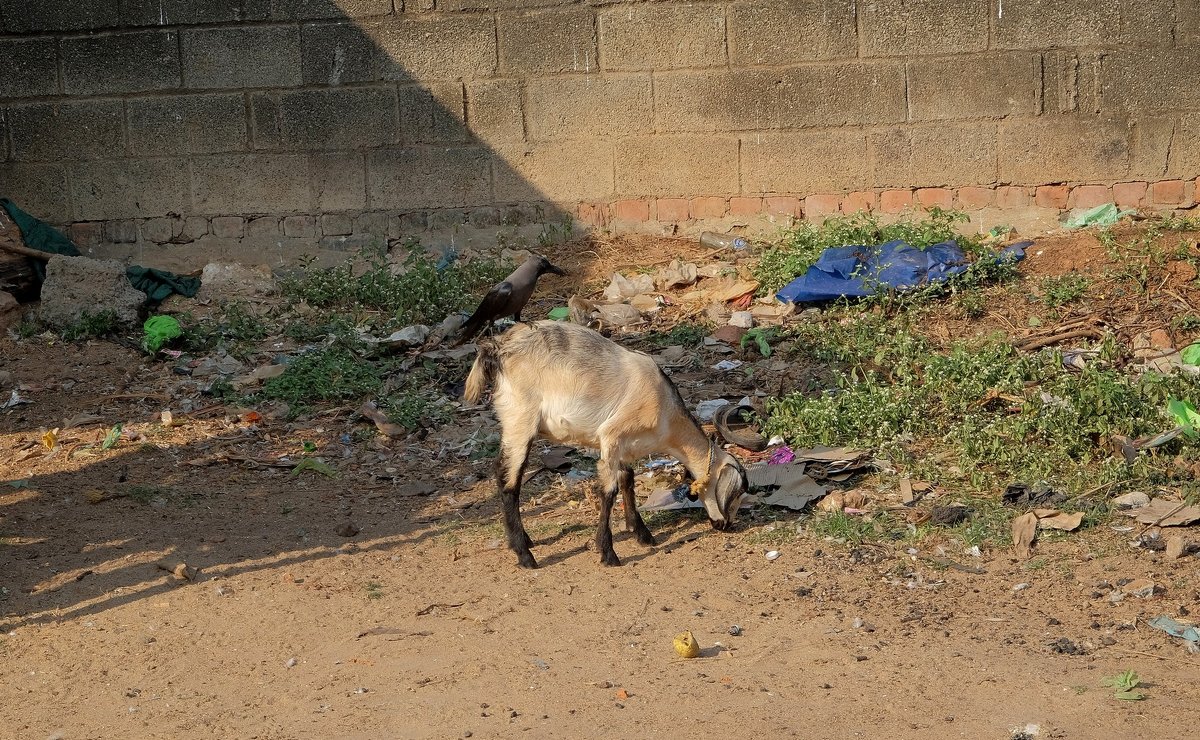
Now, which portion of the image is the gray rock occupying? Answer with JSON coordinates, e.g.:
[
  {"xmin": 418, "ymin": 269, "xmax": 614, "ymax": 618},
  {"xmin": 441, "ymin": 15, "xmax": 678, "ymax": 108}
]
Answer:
[
  {"xmin": 196, "ymin": 262, "xmax": 275, "ymax": 301},
  {"xmin": 38, "ymin": 256, "xmax": 144, "ymax": 328}
]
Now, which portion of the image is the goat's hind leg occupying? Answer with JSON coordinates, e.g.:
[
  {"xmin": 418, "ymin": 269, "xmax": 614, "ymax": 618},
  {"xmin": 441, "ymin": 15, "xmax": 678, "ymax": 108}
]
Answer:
[
  {"xmin": 594, "ymin": 457, "xmax": 623, "ymax": 567},
  {"xmin": 495, "ymin": 435, "xmax": 537, "ymax": 568},
  {"xmin": 619, "ymin": 466, "xmax": 656, "ymax": 546}
]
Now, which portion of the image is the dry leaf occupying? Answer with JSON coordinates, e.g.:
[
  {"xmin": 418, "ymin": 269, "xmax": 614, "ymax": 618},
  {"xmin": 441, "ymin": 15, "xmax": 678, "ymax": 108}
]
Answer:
[
  {"xmin": 41, "ymin": 428, "xmax": 58, "ymax": 451},
  {"xmin": 1012, "ymin": 512, "xmax": 1038, "ymax": 559},
  {"xmin": 1037, "ymin": 511, "xmax": 1084, "ymax": 531},
  {"xmin": 1120, "ymin": 498, "xmax": 1200, "ymax": 527},
  {"xmin": 816, "ymin": 491, "xmax": 845, "ymax": 513},
  {"xmin": 899, "ymin": 478, "xmax": 914, "ymax": 504}
]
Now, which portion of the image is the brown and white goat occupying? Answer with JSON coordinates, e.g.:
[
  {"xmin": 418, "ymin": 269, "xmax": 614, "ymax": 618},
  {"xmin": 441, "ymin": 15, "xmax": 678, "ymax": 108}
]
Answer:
[{"xmin": 464, "ymin": 321, "xmax": 748, "ymax": 568}]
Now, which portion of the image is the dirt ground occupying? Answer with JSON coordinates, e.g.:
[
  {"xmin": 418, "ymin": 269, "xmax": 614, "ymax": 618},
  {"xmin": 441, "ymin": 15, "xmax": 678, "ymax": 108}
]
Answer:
[{"xmin": 4, "ymin": 227, "xmax": 1200, "ymax": 739}]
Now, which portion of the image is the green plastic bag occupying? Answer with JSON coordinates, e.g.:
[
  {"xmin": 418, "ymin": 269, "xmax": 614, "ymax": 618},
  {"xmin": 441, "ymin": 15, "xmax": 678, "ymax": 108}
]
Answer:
[
  {"xmin": 143, "ymin": 315, "xmax": 182, "ymax": 353},
  {"xmin": 1064, "ymin": 203, "xmax": 1133, "ymax": 229},
  {"xmin": 1181, "ymin": 343, "xmax": 1200, "ymax": 366},
  {"xmin": 1167, "ymin": 398, "xmax": 1200, "ymax": 438},
  {"xmin": 548, "ymin": 307, "xmax": 571, "ymax": 321}
]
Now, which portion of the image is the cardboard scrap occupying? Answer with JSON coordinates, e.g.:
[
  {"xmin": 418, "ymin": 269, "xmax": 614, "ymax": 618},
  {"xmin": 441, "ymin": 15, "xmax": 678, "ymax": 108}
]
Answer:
[
  {"xmin": 1120, "ymin": 498, "xmax": 1200, "ymax": 527},
  {"xmin": 1012, "ymin": 511, "xmax": 1038, "ymax": 559}
]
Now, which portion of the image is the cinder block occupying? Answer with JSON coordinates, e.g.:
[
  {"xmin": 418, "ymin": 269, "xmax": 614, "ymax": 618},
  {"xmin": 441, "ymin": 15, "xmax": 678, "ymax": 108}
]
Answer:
[
  {"xmin": 655, "ymin": 198, "xmax": 690, "ymax": 222},
  {"xmin": 104, "ymin": 220, "xmax": 139, "ymax": 244},
  {"xmin": 127, "ymin": 94, "xmax": 247, "ymax": 155},
  {"xmin": 427, "ymin": 210, "xmax": 466, "ymax": 230},
  {"xmin": 61, "ymin": 30, "xmax": 180, "ymax": 95},
  {"xmin": 184, "ymin": 216, "xmax": 209, "ymax": 240},
  {"xmin": 66, "ymin": 222, "xmax": 103, "ymax": 248},
  {"xmin": 610, "ymin": 199, "xmax": 649, "ymax": 222},
  {"xmin": 1184, "ymin": 0, "xmax": 1200, "ymax": 41},
  {"xmin": 742, "ymin": 130, "xmax": 871, "ymax": 194},
  {"xmin": 301, "ymin": 21, "xmax": 379, "ymax": 85},
  {"xmin": 998, "ymin": 117, "xmax": 1128, "ymax": 184},
  {"xmin": 367, "ymin": 147, "xmax": 492, "ymax": 209},
  {"xmin": 191, "ymin": 154, "xmax": 312, "ymax": 214},
  {"xmin": 499, "ymin": 9, "xmax": 597, "ymax": 75},
  {"xmin": 916, "ymin": 188, "xmax": 953, "ymax": 208},
  {"xmin": 246, "ymin": 216, "xmax": 280, "ymax": 237},
  {"xmin": 140, "ymin": 216, "xmax": 184, "ymax": 244},
  {"xmin": 70, "ymin": 159, "xmax": 190, "ymax": 220},
  {"xmin": 466, "ymin": 80, "xmax": 524, "ymax": 143},
  {"xmin": 995, "ymin": 0, "xmax": 1173, "ymax": 48},
  {"xmin": 252, "ymin": 87, "xmax": 400, "ymax": 150},
  {"xmin": 867, "ymin": 124, "xmax": 998, "ymax": 188},
  {"xmin": 321, "ymin": 213, "xmax": 352, "ymax": 236},
  {"xmin": 211, "ymin": 216, "xmax": 245, "ymax": 239},
  {"xmin": 122, "ymin": 0, "xmax": 269, "ymax": 25},
  {"xmin": 599, "ymin": 5, "xmax": 725, "ymax": 71},
  {"xmin": 1112, "ymin": 181, "xmax": 1148, "ymax": 207},
  {"xmin": 0, "ymin": 0, "xmax": 120, "ymax": 31},
  {"xmin": 311, "ymin": 152, "xmax": 367, "ymax": 212},
  {"xmin": 9, "ymin": 101, "xmax": 124, "ymax": 161},
  {"xmin": 0, "ymin": 39, "xmax": 59, "ymax": 98},
  {"xmin": 996, "ymin": 186, "xmax": 1032, "ymax": 209},
  {"xmin": 440, "ymin": 0, "xmax": 562, "ymax": 9},
  {"xmin": 691, "ymin": 197, "xmax": 727, "ymax": 219},
  {"xmin": 576, "ymin": 202, "xmax": 606, "ymax": 229},
  {"xmin": 270, "ymin": 0, "xmax": 391, "ymax": 19},
  {"xmin": 398, "ymin": 82, "xmax": 467, "ymax": 143},
  {"xmin": 375, "ymin": 15, "xmax": 497, "ymax": 80},
  {"xmin": 879, "ymin": 190, "xmax": 913, "ymax": 213},
  {"xmin": 908, "ymin": 53, "xmax": 1038, "ymax": 120},
  {"xmin": 1069, "ymin": 185, "xmax": 1111, "ymax": 209},
  {"xmin": 655, "ymin": 65, "xmax": 906, "ymax": 132},
  {"xmin": 861, "ymin": 0, "xmax": 987, "ymax": 56},
  {"xmin": 183, "ymin": 27, "xmax": 301, "ymax": 89},
  {"xmin": 1168, "ymin": 114, "xmax": 1200, "ymax": 180},
  {"xmin": 729, "ymin": 1, "xmax": 856, "ymax": 65},
  {"xmin": 615, "ymin": 137, "xmax": 737, "ymax": 197},
  {"xmin": 1102, "ymin": 50, "xmax": 1200, "ymax": 113},
  {"xmin": 1036, "ymin": 183, "xmax": 1073, "ymax": 209},
  {"xmin": 526, "ymin": 75, "xmax": 653, "ymax": 139},
  {"xmin": 355, "ymin": 211, "xmax": 388, "ymax": 235},
  {"xmin": 1151, "ymin": 179, "xmax": 1186, "ymax": 205},
  {"xmin": 764, "ymin": 196, "xmax": 802, "ymax": 217},
  {"xmin": 1042, "ymin": 51, "xmax": 1101, "ymax": 115},
  {"xmin": 729, "ymin": 197, "xmax": 762, "ymax": 216},
  {"xmin": 468, "ymin": 207, "xmax": 501, "ymax": 228},
  {"xmin": 955, "ymin": 187, "xmax": 993, "ymax": 210},
  {"xmin": 493, "ymin": 140, "xmax": 614, "ymax": 202},
  {"xmin": 390, "ymin": 211, "xmax": 428, "ymax": 235},
  {"xmin": 284, "ymin": 215, "xmax": 317, "ymax": 238},
  {"xmin": 804, "ymin": 194, "xmax": 841, "ymax": 221},
  {"xmin": 842, "ymin": 191, "xmax": 878, "ymax": 213},
  {"xmin": 0, "ymin": 111, "xmax": 8, "ymax": 162},
  {"xmin": 1128, "ymin": 116, "xmax": 1174, "ymax": 181}
]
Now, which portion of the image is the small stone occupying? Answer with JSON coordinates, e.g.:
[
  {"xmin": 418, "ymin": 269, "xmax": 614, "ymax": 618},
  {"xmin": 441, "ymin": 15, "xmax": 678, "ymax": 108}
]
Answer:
[
  {"xmin": 285, "ymin": 657, "xmax": 297, "ymax": 668},
  {"xmin": 728, "ymin": 311, "xmax": 754, "ymax": 329},
  {"xmin": 728, "ymin": 625, "xmax": 742, "ymax": 636},
  {"xmin": 335, "ymin": 521, "xmax": 360, "ymax": 537},
  {"xmin": 1112, "ymin": 491, "xmax": 1151, "ymax": 509},
  {"xmin": 1125, "ymin": 578, "xmax": 1157, "ymax": 598},
  {"xmin": 1012, "ymin": 582, "xmax": 1030, "ymax": 591},
  {"xmin": 1166, "ymin": 535, "xmax": 1187, "ymax": 561}
]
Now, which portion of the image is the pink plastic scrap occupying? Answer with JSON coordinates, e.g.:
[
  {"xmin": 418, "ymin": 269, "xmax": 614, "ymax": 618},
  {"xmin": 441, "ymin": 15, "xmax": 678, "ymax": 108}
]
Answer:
[{"xmin": 767, "ymin": 446, "xmax": 795, "ymax": 465}]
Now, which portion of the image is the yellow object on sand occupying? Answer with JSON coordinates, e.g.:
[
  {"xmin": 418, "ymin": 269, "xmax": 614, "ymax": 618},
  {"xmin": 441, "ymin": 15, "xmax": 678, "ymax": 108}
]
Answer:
[{"xmin": 674, "ymin": 631, "xmax": 700, "ymax": 659}]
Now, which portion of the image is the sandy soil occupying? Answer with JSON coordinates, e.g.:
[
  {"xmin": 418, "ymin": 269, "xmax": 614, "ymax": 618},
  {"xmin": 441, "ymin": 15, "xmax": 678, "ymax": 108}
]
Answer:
[{"xmin": 3, "ymin": 228, "xmax": 1200, "ymax": 739}]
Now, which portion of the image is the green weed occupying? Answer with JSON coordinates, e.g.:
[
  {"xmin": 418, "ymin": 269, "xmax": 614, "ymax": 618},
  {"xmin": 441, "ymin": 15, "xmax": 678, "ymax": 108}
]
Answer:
[
  {"xmin": 1040, "ymin": 273, "xmax": 1091, "ymax": 307},
  {"xmin": 60, "ymin": 310, "xmax": 119, "ymax": 341},
  {"xmin": 1102, "ymin": 670, "xmax": 1146, "ymax": 701},
  {"xmin": 258, "ymin": 346, "xmax": 388, "ymax": 416}
]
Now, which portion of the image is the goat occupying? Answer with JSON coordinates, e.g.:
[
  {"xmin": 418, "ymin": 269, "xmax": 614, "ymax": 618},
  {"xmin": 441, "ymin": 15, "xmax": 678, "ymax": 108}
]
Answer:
[{"xmin": 464, "ymin": 320, "xmax": 748, "ymax": 568}]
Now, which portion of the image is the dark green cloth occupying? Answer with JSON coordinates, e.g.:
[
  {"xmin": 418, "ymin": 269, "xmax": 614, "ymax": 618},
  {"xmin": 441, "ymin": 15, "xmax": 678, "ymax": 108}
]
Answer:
[{"xmin": 1, "ymin": 198, "xmax": 201, "ymax": 304}]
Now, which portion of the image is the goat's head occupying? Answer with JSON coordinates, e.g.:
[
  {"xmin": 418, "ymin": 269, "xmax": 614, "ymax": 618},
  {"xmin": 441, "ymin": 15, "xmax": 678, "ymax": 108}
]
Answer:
[{"xmin": 692, "ymin": 449, "xmax": 748, "ymax": 531}]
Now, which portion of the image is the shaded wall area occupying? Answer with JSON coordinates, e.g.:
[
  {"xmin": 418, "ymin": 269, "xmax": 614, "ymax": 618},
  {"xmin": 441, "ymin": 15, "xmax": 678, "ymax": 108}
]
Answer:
[{"xmin": 0, "ymin": 0, "xmax": 1198, "ymax": 257}]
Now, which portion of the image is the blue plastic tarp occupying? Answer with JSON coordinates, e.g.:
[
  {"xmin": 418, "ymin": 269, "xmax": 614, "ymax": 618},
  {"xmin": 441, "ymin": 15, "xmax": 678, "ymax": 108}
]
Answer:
[{"xmin": 775, "ymin": 239, "xmax": 1030, "ymax": 304}]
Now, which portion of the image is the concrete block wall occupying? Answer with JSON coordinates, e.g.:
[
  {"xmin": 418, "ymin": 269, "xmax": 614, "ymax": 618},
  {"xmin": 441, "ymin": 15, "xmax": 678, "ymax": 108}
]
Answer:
[{"xmin": 0, "ymin": 0, "xmax": 1197, "ymax": 255}]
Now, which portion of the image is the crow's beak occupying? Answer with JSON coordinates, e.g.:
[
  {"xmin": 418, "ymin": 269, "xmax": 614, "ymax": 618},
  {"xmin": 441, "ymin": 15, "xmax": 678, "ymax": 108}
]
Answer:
[{"xmin": 548, "ymin": 263, "xmax": 568, "ymax": 277}]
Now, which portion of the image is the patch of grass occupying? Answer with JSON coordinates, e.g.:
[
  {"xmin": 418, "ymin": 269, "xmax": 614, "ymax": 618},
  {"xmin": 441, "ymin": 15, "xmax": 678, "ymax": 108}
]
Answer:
[
  {"xmin": 642, "ymin": 322, "xmax": 711, "ymax": 349},
  {"xmin": 809, "ymin": 511, "xmax": 897, "ymax": 544},
  {"xmin": 1040, "ymin": 273, "xmax": 1091, "ymax": 307},
  {"xmin": 364, "ymin": 581, "xmax": 384, "ymax": 600},
  {"xmin": 60, "ymin": 309, "xmax": 119, "ymax": 341},
  {"xmin": 766, "ymin": 309, "xmax": 1200, "ymax": 514},
  {"xmin": 257, "ymin": 345, "xmax": 388, "ymax": 415},
  {"xmin": 754, "ymin": 208, "xmax": 984, "ymax": 294},
  {"xmin": 1172, "ymin": 313, "xmax": 1200, "ymax": 333},
  {"xmin": 744, "ymin": 520, "xmax": 801, "ymax": 547},
  {"xmin": 181, "ymin": 303, "xmax": 270, "ymax": 358},
  {"xmin": 1102, "ymin": 669, "xmax": 1146, "ymax": 701},
  {"xmin": 280, "ymin": 249, "xmax": 511, "ymax": 328}
]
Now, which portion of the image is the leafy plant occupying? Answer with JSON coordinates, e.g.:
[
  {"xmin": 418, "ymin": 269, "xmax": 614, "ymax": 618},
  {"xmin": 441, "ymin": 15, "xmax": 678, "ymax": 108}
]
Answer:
[
  {"xmin": 740, "ymin": 327, "xmax": 774, "ymax": 357},
  {"xmin": 60, "ymin": 310, "xmax": 119, "ymax": 341},
  {"xmin": 101, "ymin": 424, "xmax": 123, "ymax": 450},
  {"xmin": 1102, "ymin": 670, "xmax": 1146, "ymax": 701},
  {"xmin": 258, "ymin": 346, "xmax": 389, "ymax": 415},
  {"xmin": 1040, "ymin": 273, "xmax": 1091, "ymax": 307},
  {"xmin": 291, "ymin": 459, "xmax": 338, "ymax": 478}
]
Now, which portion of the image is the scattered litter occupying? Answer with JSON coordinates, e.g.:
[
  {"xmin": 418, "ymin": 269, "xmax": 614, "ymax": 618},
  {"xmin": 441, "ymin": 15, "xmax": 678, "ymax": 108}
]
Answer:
[
  {"xmin": 728, "ymin": 311, "xmax": 754, "ymax": 329},
  {"xmin": 539, "ymin": 445, "xmax": 576, "ymax": 471},
  {"xmin": 696, "ymin": 399, "xmax": 731, "ymax": 422},
  {"xmin": 699, "ymin": 231, "xmax": 748, "ymax": 250},
  {"xmin": 713, "ymin": 403, "xmax": 767, "ymax": 452},
  {"xmin": 142, "ymin": 315, "xmax": 182, "ymax": 353},
  {"xmin": 656, "ymin": 259, "xmax": 699, "ymax": 289},
  {"xmin": 231, "ymin": 362, "xmax": 287, "ymax": 388},
  {"xmin": 603, "ymin": 273, "xmax": 655, "ymax": 302},
  {"xmin": 1064, "ymin": 203, "xmax": 1132, "ymax": 229},
  {"xmin": 727, "ymin": 625, "xmax": 742, "ymax": 636},
  {"xmin": 711, "ymin": 359, "xmax": 743, "ymax": 371},
  {"xmin": 595, "ymin": 303, "xmax": 643, "ymax": 327},
  {"xmin": 1013, "ymin": 512, "xmax": 1038, "ymax": 559},
  {"xmin": 1168, "ymin": 398, "xmax": 1200, "ymax": 437},
  {"xmin": 1182, "ymin": 343, "xmax": 1200, "ymax": 366},
  {"xmin": 1002, "ymin": 482, "xmax": 1066, "ymax": 507},
  {"xmin": 776, "ymin": 239, "xmax": 1028, "ymax": 304},
  {"xmin": 1, "ymin": 389, "xmax": 30, "ymax": 409},
  {"xmin": 816, "ymin": 489, "xmax": 868, "ymax": 513},
  {"xmin": 673, "ymin": 631, "xmax": 701, "ymax": 659},
  {"xmin": 1122, "ymin": 579, "xmax": 1157, "ymax": 598},
  {"xmin": 764, "ymin": 550, "xmax": 781, "ymax": 561},
  {"xmin": 1036, "ymin": 510, "xmax": 1085, "ymax": 531},
  {"xmin": 548, "ymin": 306, "xmax": 570, "ymax": 321},
  {"xmin": 1120, "ymin": 498, "xmax": 1200, "ymax": 527},
  {"xmin": 930, "ymin": 504, "xmax": 970, "ymax": 526},
  {"xmin": 1147, "ymin": 615, "xmax": 1200, "ymax": 645},
  {"xmin": 746, "ymin": 461, "xmax": 827, "ymax": 510}
]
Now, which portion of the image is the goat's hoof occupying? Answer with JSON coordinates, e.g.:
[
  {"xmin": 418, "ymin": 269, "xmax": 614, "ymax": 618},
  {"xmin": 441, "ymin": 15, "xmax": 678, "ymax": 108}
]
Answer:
[
  {"xmin": 600, "ymin": 551, "xmax": 622, "ymax": 567},
  {"xmin": 516, "ymin": 552, "xmax": 539, "ymax": 569},
  {"xmin": 635, "ymin": 530, "xmax": 657, "ymax": 547}
]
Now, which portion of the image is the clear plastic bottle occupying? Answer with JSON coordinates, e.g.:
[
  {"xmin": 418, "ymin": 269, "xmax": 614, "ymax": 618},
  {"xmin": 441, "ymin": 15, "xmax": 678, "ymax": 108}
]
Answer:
[{"xmin": 699, "ymin": 231, "xmax": 748, "ymax": 250}]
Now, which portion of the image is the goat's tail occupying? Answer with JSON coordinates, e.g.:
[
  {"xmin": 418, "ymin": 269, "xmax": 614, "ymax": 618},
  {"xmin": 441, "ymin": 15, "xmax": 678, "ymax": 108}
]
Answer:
[{"xmin": 464, "ymin": 340, "xmax": 499, "ymax": 404}]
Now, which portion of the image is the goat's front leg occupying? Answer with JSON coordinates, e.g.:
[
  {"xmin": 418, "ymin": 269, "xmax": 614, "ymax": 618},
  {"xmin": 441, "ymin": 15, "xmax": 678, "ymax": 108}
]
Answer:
[
  {"xmin": 619, "ymin": 466, "xmax": 656, "ymax": 546},
  {"xmin": 595, "ymin": 460, "xmax": 622, "ymax": 566},
  {"xmin": 495, "ymin": 439, "xmax": 536, "ymax": 568}
]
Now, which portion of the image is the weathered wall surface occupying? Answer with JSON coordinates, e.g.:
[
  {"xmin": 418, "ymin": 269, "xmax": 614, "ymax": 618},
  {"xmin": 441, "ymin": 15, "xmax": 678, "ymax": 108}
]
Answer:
[{"xmin": 0, "ymin": 0, "xmax": 1197, "ymax": 255}]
